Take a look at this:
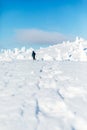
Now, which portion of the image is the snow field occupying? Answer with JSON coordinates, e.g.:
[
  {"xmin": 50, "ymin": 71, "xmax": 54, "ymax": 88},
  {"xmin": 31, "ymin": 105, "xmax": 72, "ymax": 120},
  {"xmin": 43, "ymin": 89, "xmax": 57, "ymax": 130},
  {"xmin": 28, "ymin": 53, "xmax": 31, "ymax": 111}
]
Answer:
[{"xmin": 0, "ymin": 60, "xmax": 87, "ymax": 130}]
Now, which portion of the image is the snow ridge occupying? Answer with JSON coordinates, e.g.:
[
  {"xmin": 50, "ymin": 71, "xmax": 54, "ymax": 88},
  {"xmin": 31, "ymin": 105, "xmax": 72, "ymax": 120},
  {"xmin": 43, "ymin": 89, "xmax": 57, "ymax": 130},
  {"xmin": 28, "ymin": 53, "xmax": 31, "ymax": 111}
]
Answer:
[{"xmin": 0, "ymin": 37, "xmax": 87, "ymax": 61}]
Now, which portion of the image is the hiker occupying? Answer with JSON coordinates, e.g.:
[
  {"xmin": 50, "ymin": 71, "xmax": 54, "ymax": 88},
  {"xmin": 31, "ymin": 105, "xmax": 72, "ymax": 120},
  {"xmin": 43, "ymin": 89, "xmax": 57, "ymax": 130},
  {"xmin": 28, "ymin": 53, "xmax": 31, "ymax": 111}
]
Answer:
[{"xmin": 32, "ymin": 51, "xmax": 36, "ymax": 60}]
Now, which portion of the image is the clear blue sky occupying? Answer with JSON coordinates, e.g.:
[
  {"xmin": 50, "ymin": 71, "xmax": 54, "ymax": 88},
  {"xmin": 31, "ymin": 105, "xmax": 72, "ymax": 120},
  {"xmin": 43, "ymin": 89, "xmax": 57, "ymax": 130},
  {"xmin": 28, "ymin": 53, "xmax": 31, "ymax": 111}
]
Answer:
[{"xmin": 0, "ymin": 0, "xmax": 87, "ymax": 49}]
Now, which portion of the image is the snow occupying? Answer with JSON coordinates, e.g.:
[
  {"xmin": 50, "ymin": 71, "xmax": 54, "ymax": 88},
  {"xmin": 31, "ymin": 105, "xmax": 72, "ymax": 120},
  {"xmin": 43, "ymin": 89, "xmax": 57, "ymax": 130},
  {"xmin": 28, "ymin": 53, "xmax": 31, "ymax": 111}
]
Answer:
[
  {"xmin": 0, "ymin": 37, "xmax": 87, "ymax": 61},
  {"xmin": 0, "ymin": 37, "xmax": 87, "ymax": 130}
]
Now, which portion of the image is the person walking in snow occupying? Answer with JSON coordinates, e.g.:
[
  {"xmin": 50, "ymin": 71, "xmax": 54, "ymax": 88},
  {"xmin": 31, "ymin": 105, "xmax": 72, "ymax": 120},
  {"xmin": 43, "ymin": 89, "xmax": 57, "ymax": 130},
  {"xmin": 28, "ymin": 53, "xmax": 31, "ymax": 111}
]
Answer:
[{"xmin": 32, "ymin": 51, "xmax": 36, "ymax": 60}]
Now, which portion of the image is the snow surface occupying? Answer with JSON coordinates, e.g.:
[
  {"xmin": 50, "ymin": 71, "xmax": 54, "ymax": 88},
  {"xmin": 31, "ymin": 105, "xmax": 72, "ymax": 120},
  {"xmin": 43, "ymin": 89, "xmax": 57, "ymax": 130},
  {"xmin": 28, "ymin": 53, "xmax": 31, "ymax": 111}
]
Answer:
[
  {"xmin": 0, "ymin": 60, "xmax": 87, "ymax": 130},
  {"xmin": 0, "ymin": 37, "xmax": 87, "ymax": 130}
]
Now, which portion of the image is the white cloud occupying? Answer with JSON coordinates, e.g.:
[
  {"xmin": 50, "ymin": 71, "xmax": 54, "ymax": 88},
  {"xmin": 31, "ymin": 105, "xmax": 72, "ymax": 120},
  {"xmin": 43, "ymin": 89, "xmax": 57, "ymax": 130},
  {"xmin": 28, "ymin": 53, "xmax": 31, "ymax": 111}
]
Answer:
[{"xmin": 14, "ymin": 29, "xmax": 70, "ymax": 44}]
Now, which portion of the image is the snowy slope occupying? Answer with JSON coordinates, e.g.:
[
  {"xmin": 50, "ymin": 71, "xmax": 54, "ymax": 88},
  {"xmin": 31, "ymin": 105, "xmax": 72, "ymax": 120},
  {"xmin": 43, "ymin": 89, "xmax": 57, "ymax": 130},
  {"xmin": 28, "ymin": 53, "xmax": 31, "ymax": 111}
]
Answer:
[
  {"xmin": 0, "ymin": 37, "xmax": 87, "ymax": 61},
  {"xmin": 37, "ymin": 37, "xmax": 87, "ymax": 61},
  {"xmin": 0, "ymin": 37, "xmax": 87, "ymax": 130},
  {"xmin": 0, "ymin": 60, "xmax": 87, "ymax": 130}
]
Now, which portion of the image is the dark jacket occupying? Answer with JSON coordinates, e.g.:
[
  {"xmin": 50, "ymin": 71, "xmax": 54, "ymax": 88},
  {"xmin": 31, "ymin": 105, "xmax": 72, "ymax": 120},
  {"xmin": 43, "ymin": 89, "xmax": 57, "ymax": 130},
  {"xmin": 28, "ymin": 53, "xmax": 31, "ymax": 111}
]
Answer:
[{"xmin": 32, "ymin": 51, "xmax": 36, "ymax": 60}]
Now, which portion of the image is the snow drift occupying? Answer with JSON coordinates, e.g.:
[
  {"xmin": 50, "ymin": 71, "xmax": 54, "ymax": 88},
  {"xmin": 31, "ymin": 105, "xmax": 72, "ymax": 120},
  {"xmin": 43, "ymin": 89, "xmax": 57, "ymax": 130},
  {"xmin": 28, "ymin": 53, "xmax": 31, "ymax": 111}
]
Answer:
[{"xmin": 0, "ymin": 37, "xmax": 87, "ymax": 62}]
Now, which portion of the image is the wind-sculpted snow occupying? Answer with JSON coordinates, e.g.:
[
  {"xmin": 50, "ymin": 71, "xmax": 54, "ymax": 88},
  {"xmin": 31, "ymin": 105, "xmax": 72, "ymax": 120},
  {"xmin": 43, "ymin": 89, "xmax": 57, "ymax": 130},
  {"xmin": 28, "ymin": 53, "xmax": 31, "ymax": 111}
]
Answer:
[
  {"xmin": 0, "ymin": 60, "xmax": 87, "ymax": 130},
  {"xmin": 0, "ymin": 37, "xmax": 87, "ymax": 61}
]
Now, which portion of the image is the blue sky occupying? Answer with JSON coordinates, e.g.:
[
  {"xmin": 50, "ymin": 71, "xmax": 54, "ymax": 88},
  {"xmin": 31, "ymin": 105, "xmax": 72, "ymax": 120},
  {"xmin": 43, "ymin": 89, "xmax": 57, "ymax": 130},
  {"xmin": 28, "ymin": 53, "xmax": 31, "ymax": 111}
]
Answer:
[{"xmin": 0, "ymin": 0, "xmax": 87, "ymax": 49}]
